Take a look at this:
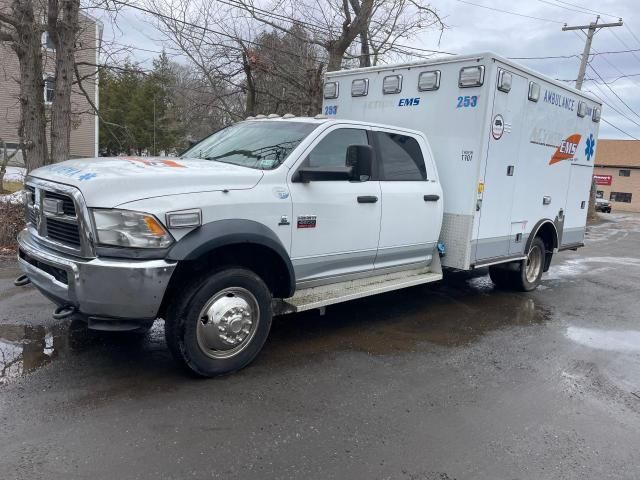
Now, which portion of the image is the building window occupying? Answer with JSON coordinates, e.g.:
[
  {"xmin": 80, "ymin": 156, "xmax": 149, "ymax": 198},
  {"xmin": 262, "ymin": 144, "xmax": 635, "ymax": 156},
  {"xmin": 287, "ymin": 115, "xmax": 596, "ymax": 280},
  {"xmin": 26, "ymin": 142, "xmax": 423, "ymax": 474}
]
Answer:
[
  {"xmin": 596, "ymin": 190, "xmax": 604, "ymax": 199},
  {"xmin": 44, "ymin": 76, "xmax": 55, "ymax": 104},
  {"xmin": 619, "ymin": 169, "xmax": 631, "ymax": 177},
  {"xmin": 610, "ymin": 192, "xmax": 632, "ymax": 203},
  {"xmin": 41, "ymin": 32, "xmax": 56, "ymax": 50}
]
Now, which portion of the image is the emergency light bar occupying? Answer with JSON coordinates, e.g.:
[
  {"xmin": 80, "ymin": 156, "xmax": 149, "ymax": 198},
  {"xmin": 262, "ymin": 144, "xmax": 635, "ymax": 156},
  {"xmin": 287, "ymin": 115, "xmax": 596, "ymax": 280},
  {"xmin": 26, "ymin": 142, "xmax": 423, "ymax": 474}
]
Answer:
[
  {"xmin": 459, "ymin": 65, "xmax": 484, "ymax": 88},
  {"xmin": 592, "ymin": 107, "xmax": 601, "ymax": 122}
]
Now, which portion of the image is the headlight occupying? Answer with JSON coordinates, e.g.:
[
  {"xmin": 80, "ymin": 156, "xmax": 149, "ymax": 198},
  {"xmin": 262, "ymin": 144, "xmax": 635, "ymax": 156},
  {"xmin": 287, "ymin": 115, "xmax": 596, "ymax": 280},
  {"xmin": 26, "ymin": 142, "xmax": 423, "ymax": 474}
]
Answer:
[{"xmin": 91, "ymin": 209, "xmax": 174, "ymax": 248}]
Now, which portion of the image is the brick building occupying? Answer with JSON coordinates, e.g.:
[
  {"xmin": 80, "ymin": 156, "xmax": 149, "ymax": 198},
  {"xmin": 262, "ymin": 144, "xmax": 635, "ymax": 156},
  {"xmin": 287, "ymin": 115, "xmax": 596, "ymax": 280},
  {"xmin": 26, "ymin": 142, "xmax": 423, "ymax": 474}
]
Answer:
[
  {"xmin": 593, "ymin": 139, "xmax": 640, "ymax": 213},
  {"xmin": 0, "ymin": 10, "xmax": 101, "ymax": 165}
]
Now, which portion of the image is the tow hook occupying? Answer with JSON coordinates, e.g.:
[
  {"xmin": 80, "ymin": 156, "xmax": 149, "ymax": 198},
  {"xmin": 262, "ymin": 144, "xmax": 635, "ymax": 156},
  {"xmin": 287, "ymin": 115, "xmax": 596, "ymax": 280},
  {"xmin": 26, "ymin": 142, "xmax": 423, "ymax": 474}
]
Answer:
[
  {"xmin": 52, "ymin": 305, "xmax": 77, "ymax": 320},
  {"xmin": 14, "ymin": 274, "xmax": 31, "ymax": 287}
]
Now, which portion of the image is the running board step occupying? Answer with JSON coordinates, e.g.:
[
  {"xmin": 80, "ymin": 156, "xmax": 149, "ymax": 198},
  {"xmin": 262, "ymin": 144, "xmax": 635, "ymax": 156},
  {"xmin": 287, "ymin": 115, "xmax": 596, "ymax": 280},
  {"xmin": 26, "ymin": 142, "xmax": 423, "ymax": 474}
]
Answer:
[{"xmin": 274, "ymin": 267, "xmax": 443, "ymax": 315}]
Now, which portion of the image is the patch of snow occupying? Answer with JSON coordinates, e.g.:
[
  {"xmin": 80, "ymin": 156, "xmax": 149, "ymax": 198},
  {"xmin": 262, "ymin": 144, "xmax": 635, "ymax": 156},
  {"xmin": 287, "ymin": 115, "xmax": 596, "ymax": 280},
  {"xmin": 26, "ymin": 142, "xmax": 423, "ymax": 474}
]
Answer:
[
  {"xmin": 0, "ymin": 190, "xmax": 25, "ymax": 204},
  {"xmin": 2, "ymin": 166, "xmax": 26, "ymax": 182}
]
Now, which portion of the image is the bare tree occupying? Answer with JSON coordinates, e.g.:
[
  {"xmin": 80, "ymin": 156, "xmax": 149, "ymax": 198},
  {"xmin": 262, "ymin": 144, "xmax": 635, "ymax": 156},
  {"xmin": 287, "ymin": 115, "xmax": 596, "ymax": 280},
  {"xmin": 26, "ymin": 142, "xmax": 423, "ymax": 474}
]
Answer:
[
  {"xmin": 0, "ymin": 0, "xmax": 48, "ymax": 171},
  {"xmin": 48, "ymin": 0, "xmax": 81, "ymax": 163}
]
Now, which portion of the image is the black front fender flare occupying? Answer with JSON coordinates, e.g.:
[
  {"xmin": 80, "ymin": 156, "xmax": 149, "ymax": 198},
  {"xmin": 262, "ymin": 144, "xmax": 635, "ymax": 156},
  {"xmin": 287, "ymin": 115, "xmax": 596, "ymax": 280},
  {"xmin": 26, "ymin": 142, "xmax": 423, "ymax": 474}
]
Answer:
[{"xmin": 167, "ymin": 219, "xmax": 295, "ymax": 297}]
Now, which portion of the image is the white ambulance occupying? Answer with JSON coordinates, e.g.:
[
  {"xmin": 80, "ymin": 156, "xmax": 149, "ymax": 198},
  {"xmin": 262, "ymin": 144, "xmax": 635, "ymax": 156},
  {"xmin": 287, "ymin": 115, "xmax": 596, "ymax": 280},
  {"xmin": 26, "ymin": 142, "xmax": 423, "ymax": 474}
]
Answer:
[
  {"xmin": 323, "ymin": 51, "xmax": 602, "ymax": 270},
  {"xmin": 16, "ymin": 52, "xmax": 601, "ymax": 376}
]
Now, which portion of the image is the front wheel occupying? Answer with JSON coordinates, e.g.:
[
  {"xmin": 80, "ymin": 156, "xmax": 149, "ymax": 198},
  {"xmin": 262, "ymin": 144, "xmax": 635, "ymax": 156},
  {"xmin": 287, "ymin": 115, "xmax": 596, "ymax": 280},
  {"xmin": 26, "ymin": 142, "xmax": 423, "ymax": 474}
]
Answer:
[
  {"xmin": 513, "ymin": 237, "xmax": 546, "ymax": 292},
  {"xmin": 165, "ymin": 268, "xmax": 273, "ymax": 376}
]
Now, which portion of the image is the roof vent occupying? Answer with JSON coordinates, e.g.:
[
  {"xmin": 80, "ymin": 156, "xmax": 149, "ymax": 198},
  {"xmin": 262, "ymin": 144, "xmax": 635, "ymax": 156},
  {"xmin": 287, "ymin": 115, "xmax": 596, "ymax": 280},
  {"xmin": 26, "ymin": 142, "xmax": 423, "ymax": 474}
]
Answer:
[
  {"xmin": 254, "ymin": 114, "xmax": 267, "ymax": 119},
  {"xmin": 282, "ymin": 113, "xmax": 295, "ymax": 119},
  {"xmin": 245, "ymin": 116, "xmax": 255, "ymax": 120},
  {"xmin": 267, "ymin": 113, "xmax": 280, "ymax": 118},
  {"xmin": 314, "ymin": 114, "xmax": 328, "ymax": 119}
]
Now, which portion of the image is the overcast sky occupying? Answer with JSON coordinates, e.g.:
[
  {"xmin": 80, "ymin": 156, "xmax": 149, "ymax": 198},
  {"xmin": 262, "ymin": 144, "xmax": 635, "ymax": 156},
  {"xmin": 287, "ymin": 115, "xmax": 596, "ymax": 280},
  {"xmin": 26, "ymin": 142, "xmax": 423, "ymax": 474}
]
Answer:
[{"xmin": 99, "ymin": 0, "xmax": 640, "ymax": 139}]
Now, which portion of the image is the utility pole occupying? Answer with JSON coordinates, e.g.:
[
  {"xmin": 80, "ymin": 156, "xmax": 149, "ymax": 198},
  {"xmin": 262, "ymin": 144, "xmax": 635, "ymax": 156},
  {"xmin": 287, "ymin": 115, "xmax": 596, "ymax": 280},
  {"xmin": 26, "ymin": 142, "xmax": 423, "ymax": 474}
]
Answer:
[{"xmin": 562, "ymin": 16, "xmax": 623, "ymax": 90}]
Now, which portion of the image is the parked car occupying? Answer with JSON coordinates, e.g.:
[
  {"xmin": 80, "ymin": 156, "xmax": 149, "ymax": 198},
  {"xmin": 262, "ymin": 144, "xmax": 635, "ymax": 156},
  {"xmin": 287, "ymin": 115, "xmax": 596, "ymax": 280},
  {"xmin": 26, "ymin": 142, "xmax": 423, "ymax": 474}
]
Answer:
[{"xmin": 596, "ymin": 198, "xmax": 612, "ymax": 213}]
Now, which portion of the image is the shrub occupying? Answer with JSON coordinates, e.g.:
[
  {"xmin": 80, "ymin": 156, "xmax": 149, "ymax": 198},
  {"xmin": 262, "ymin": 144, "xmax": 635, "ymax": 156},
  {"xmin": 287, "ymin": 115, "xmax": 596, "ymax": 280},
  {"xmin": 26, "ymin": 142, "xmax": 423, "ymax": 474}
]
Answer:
[{"xmin": 0, "ymin": 194, "xmax": 25, "ymax": 253}]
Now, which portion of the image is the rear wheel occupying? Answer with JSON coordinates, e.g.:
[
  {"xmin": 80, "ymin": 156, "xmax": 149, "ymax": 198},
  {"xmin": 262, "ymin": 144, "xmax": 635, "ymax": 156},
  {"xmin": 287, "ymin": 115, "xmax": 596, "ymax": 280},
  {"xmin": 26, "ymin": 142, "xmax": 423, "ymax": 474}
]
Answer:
[
  {"xmin": 488, "ymin": 265, "xmax": 512, "ymax": 288},
  {"xmin": 513, "ymin": 237, "xmax": 546, "ymax": 292},
  {"xmin": 165, "ymin": 268, "xmax": 273, "ymax": 376}
]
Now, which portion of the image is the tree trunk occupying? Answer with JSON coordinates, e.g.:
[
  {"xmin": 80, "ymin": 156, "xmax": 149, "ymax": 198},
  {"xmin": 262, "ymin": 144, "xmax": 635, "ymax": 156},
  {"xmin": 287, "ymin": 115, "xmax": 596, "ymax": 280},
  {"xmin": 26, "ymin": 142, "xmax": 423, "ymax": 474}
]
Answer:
[
  {"xmin": 359, "ymin": 30, "xmax": 371, "ymax": 68},
  {"xmin": 242, "ymin": 52, "xmax": 256, "ymax": 116},
  {"xmin": 48, "ymin": 0, "xmax": 80, "ymax": 163},
  {"xmin": 305, "ymin": 64, "xmax": 324, "ymax": 116},
  {"xmin": 10, "ymin": 0, "xmax": 48, "ymax": 171}
]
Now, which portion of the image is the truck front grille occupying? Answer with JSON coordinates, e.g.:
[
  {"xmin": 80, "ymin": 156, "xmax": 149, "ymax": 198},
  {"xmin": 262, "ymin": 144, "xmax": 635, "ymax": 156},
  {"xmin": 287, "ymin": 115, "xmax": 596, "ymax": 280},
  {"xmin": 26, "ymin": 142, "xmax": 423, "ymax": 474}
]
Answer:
[
  {"xmin": 44, "ymin": 191, "xmax": 76, "ymax": 216},
  {"xmin": 24, "ymin": 180, "xmax": 92, "ymax": 257},
  {"xmin": 45, "ymin": 218, "xmax": 81, "ymax": 246}
]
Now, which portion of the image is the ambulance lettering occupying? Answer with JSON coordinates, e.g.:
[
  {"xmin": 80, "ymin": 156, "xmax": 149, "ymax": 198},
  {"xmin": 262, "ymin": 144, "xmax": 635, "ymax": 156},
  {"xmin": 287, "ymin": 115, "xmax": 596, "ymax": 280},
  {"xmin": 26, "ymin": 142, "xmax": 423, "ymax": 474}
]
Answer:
[{"xmin": 549, "ymin": 134, "xmax": 581, "ymax": 165}]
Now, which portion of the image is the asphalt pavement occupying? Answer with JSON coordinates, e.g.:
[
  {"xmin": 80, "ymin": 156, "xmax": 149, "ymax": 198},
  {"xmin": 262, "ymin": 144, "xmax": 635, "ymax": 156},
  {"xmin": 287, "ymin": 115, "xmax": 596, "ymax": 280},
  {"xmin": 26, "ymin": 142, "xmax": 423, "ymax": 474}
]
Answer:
[{"xmin": 1, "ymin": 213, "xmax": 639, "ymax": 480}]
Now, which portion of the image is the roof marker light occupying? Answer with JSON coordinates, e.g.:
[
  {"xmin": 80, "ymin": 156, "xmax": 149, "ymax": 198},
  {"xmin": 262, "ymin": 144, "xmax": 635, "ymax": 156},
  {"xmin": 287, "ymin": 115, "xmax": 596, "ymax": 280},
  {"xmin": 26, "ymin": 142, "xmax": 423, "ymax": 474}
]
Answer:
[
  {"xmin": 418, "ymin": 70, "xmax": 440, "ymax": 91},
  {"xmin": 351, "ymin": 78, "xmax": 369, "ymax": 97},
  {"xmin": 383, "ymin": 74, "xmax": 402, "ymax": 94},
  {"xmin": 323, "ymin": 81, "xmax": 339, "ymax": 99},
  {"xmin": 459, "ymin": 65, "xmax": 485, "ymax": 88}
]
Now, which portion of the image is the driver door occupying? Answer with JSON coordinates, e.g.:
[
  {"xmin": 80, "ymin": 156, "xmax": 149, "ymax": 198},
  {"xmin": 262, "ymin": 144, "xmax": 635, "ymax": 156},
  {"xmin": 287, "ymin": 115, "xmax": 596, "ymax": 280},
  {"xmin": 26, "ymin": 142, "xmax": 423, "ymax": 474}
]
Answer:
[{"xmin": 288, "ymin": 126, "xmax": 382, "ymax": 285}]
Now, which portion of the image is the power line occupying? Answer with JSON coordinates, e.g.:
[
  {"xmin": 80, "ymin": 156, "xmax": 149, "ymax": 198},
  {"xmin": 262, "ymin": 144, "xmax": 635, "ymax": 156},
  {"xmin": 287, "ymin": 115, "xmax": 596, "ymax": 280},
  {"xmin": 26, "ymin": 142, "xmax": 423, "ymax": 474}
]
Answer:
[
  {"xmin": 625, "ymin": 25, "xmax": 640, "ymax": 47},
  {"xmin": 452, "ymin": 0, "xmax": 564, "ymax": 24},
  {"xmin": 541, "ymin": 0, "xmax": 620, "ymax": 20},
  {"xmin": 508, "ymin": 47, "xmax": 640, "ymax": 61},
  {"xmin": 537, "ymin": 0, "xmax": 595, "ymax": 17},
  {"xmin": 608, "ymin": 29, "xmax": 640, "ymax": 68},
  {"xmin": 588, "ymin": 63, "xmax": 640, "ymax": 121},
  {"xmin": 453, "ymin": 0, "xmax": 564, "ymax": 24},
  {"xmin": 217, "ymin": 0, "xmax": 456, "ymax": 57},
  {"xmin": 602, "ymin": 118, "xmax": 640, "ymax": 140},
  {"xmin": 584, "ymin": 86, "xmax": 640, "ymax": 129}
]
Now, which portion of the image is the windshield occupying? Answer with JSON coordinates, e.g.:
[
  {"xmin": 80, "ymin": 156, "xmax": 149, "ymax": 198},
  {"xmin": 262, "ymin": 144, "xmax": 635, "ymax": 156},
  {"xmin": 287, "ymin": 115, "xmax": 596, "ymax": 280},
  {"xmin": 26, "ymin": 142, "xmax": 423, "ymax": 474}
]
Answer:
[{"xmin": 181, "ymin": 121, "xmax": 318, "ymax": 170}]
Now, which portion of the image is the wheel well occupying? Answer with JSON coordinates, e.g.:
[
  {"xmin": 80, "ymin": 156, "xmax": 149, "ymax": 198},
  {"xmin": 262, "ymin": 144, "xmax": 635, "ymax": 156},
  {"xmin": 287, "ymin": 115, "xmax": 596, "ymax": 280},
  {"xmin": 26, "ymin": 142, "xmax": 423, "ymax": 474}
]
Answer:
[
  {"xmin": 533, "ymin": 222, "xmax": 558, "ymax": 272},
  {"xmin": 158, "ymin": 243, "xmax": 293, "ymax": 319}
]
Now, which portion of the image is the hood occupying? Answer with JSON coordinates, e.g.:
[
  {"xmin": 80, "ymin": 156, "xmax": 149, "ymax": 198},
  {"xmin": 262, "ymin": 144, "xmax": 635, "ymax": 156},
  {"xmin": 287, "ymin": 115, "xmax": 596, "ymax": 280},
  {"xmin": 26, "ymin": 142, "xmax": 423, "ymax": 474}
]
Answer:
[{"xmin": 28, "ymin": 156, "xmax": 264, "ymax": 207}]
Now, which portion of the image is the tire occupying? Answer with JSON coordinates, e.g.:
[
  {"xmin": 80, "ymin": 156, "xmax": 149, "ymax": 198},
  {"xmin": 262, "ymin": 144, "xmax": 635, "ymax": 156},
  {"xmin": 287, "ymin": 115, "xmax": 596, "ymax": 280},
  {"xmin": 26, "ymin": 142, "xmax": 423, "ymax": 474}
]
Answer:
[
  {"xmin": 165, "ymin": 268, "xmax": 273, "ymax": 377},
  {"xmin": 513, "ymin": 237, "xmax": 546, "ymax": 292},
  {"xmin": 488, "ymin": 265, "xmax": 512, "ymax": 289}
]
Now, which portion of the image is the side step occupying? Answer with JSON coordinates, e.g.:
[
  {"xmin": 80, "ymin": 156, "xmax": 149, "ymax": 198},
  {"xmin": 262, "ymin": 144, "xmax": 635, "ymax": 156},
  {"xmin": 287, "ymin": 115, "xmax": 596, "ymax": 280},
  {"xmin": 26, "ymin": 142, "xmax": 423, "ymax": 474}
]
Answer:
[{"xmin": 274, "ymin": 266, "xmax": 443, "ymax": 315}]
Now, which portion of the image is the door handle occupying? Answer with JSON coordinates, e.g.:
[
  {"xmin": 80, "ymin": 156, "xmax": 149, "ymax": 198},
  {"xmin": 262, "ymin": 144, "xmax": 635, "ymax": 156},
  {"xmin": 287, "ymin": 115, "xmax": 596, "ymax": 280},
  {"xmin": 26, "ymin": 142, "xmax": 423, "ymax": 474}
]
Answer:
[
  {"xmin": 357, "ymin": 195, "xmax": 378, "ymax": 203},
  {"xmin": 423, "ymin": 194, "xmax": 440, "ymax": 202}
]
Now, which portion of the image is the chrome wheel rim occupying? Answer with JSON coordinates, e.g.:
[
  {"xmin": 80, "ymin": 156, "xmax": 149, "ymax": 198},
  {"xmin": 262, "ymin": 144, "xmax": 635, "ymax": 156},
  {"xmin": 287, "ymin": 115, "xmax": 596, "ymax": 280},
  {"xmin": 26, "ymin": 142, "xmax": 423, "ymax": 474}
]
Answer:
[
  {"xmin": 196, "ymin": 287, "xmax": 260, "ymax": 359},
  {"xmin": 525, "ymin": 245, "xmax": 542, "ymax": 283}
]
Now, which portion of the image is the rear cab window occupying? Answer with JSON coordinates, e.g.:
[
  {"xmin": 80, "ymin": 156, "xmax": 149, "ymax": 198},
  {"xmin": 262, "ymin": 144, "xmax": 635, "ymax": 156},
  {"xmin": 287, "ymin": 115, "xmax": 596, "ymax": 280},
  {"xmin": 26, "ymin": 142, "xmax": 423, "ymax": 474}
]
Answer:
[{"xmin": 374, "ymin": 131, "xmax": 427, "ymax": 181}]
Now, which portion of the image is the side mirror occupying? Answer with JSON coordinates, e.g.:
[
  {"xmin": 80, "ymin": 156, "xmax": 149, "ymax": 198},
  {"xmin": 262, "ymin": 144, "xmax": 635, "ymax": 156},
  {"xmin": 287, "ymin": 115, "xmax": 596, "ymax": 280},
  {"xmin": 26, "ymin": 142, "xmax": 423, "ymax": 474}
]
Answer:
[{"xmin": 346, "ymin": 144, "xmax": 373, "ymax": 181}]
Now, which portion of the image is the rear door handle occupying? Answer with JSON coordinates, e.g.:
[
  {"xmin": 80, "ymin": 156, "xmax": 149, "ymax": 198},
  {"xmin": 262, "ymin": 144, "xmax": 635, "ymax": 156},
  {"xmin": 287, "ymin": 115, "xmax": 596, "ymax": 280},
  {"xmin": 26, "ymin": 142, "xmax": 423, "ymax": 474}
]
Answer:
[
  {"xmin": 423, "ymin": 194, "xmax": 440, "ymax": 202},
  {"xmin": 357, "ymin": 195, "xmax": 378, "ymax": 203}
]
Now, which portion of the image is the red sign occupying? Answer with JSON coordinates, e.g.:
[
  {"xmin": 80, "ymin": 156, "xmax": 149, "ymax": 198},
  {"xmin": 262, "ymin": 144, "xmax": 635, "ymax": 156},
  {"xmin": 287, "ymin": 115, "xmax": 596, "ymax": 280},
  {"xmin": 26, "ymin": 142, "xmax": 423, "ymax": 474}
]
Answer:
[{"xmin": 593, "ymin": 174, "xmax": 612, "ymax": 185}]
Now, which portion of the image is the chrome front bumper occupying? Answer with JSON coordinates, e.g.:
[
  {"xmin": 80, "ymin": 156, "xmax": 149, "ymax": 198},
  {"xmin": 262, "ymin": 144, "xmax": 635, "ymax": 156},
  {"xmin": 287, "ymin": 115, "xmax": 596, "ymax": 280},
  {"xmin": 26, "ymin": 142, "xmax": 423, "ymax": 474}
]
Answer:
[{"xmin": 17, "ymin": 228, "xmax": 176, "ymax": 320}]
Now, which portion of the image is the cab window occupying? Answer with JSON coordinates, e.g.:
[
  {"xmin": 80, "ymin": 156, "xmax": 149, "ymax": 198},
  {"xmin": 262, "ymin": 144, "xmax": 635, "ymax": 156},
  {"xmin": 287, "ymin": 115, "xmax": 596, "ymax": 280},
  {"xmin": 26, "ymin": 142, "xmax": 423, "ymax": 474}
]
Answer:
[
  {"xmin": 375, "ymin": 132, "xmax": 427, "ymax": 181},
  {"xmin": 306, "ymin": 128, "xmax": 369, "ymax": 168}
]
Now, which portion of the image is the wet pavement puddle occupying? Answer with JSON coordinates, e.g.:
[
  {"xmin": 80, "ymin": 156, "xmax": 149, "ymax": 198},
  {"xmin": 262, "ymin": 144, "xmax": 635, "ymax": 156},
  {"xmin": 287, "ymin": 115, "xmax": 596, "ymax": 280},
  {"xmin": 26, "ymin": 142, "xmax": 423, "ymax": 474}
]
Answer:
[
  {"xmin": 0, "ymin": 323, "xmax": 70, "ymax": 385},
  {"xmin": 0, "ymin": 272, "xmax": 552, "ymax": 384},
  {"xmin": 265, "ymin": 272, "xmax": 551, "ymax": 360},
  {"xmin": 0, "ymin": 320, "xmax": 168, "ymax": 385},
  {"xmin": 566, "ymin": 326, "xmax": 640, "ymax": 352}
]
